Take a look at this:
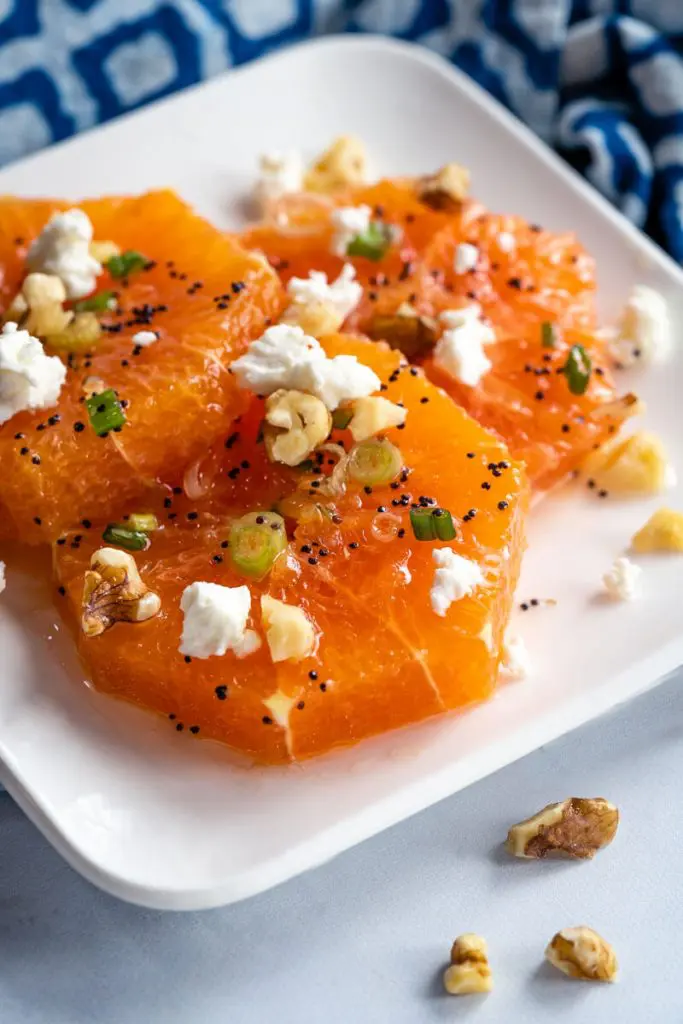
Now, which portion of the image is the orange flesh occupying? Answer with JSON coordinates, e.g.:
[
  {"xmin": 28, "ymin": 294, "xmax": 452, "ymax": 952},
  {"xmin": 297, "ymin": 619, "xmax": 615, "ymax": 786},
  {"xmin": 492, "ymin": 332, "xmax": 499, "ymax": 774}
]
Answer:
[
  {"xmin": 241, "ymin": 180, "xmax": 621, "ymax": 489},
  {"xmin": 55, "ymin": 336, "xmax": 529, "ymax": 764},
  {"xmin": 0, "ymin": 191, "xmax": 285, "ymax": 543}
]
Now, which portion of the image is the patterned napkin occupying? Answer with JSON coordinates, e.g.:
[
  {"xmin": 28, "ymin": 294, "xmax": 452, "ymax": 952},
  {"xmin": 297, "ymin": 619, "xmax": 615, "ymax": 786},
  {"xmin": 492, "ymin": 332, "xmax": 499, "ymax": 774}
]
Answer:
[{"xmin": 1, "ymin": 1, "xmax": 683, "ymax": 258}]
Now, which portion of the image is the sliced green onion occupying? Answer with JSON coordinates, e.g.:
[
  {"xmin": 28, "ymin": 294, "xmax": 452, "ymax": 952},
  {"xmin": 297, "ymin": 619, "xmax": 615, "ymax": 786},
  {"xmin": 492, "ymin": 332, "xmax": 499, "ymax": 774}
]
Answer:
[
  {"xmin": 127, "ymin": 512, "xmax": 158, "ymax": 533},
  {"xmin": 106, "ymin": 250, "xmax": 147, "ymax": 279},
  {"xmin": 332, "ymin": 407, "xmax": 353, "ymax": 430},
  {"xmin": 563, "ymin": 344, "xmax": 592, "ymax": 396},
  {"xmin": 85, "ymin": 388, "xmax": 126, "ymax": 436},
  {"xmin": 541, "ymin": 321, "xmax": 558, "ymax": 349},
  {"xmin": 346, "ymin": 221, "xmax": 393, "ymax": 261},
  {"xmin": 409, "ymin": 507, "xmax": 457, "ymax": 542},
  {"xmin": 229, "ymin": 511, "xmax": 287, "ymax": 580},
  {"xmin": 102, "ymin": 524, "xmax": 149, "ymax": 551},
  {"xmin": 348, "ymin": 438, "xmax": 403, "ymax": 486},
  {"xmin": 74, "ymin": 290, "xmax": 116, "ymax": 313}
]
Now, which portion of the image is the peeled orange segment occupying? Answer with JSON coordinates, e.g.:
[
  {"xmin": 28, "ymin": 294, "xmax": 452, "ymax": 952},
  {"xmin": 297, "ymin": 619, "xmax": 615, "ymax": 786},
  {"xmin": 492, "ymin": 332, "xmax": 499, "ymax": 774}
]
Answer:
[
  {"xmin": 0, "ymin": 191, "xmax": 285, "ymax": 543},
  {"xmin": 426, "ymin": 324, "xmax": 621, "ymax": 490},
  {"xmin": 422, "ymin": 208, "xmax": 597, "ymax": 333},
  {"xmin": 55, "ymin": 335, "xmax": 529, "ymax": 764}
]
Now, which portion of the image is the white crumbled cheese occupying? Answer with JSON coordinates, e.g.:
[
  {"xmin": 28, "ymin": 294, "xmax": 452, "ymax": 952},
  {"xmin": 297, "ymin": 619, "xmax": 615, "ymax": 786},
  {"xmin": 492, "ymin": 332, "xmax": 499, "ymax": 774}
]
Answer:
[
  {"xmin": 0, "ymin": 561, "xmax": 5, "ymax": 595},
  {"xmin": 434, "ymin": 306, "xmax": 494, "ymax": 387},
  {"xmin": 602, "ymin": 556, "xmax": 641, "ymax": 602},
  {"xmin": 230, "ymin": 324, "xmax": 380, "ymax": 410},
  {"xmin": 453, "ymin": 242, "xmax": 479, "ymax": 275},
  {"xmin": 430, "ymin": 548, "xmax": 484, "ymax": 617},
  {"xmin": 609, "ymin": 284, "xmax": 671, "ymax": 367},
  {"xmin": 496, "ymin": 231, "xmax": 515, "ymax": 253},
  {"xmin": 501, "ymin": 633, "xmax": 531, "ymax": 680},
  {"xmin": 255, "ymin": 150, "xmax": 304, "ymax": 205},
  {"xmin": 179, "ymin": 581, "xmax": 261, "ymax": 659},
  {"xmin": 26, "ymin": 208, "xmax": 101, "ymax": 299},
  {"xmin": 330, "ymin": 204, "xmax": 372, "ymax": 257},
  {"xmin": 0, "ymin": 322, "xmax": 66, "ymax": 425},
  {"xmin": 287, "ymin": 263, "xmax": 362, "ymax": 321},
  {"xmin": 132, "ymin": 330, "xmax": 158, "ymax": 347}
]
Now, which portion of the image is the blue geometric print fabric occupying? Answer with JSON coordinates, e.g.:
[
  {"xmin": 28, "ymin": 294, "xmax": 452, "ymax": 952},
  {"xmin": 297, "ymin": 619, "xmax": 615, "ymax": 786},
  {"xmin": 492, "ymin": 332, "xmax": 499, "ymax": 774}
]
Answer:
[{"xmin": 2, "ymin": 1, "xmax": 683, "ymax": 260}]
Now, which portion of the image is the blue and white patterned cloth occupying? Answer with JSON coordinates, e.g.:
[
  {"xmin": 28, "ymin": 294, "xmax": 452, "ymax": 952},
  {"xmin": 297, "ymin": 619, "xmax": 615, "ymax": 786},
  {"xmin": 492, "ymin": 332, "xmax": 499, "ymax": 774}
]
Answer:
[{"xmin": 2, "ymin": 1, "xmax": 683, "ymax": 261}]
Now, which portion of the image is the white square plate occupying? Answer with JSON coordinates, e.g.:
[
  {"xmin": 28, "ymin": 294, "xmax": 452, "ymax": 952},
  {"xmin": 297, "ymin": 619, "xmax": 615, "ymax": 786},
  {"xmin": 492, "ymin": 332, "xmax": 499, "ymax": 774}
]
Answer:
[{"xmin": 1, "ymin": 36, "xmax": 682, "ymax": 911}]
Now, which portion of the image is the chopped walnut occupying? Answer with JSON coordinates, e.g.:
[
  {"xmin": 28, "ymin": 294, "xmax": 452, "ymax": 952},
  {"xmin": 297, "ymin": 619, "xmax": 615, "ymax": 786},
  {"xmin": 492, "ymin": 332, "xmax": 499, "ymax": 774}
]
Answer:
[
  {"xmin": 89, "ymin": 239, "xmax": 121, "ymax": 263},
  {"xmin": 347, "ymin": 395, "xmax": 406, "ymax": 441},
  {"xmin": 545, "ymin": 927, "xmax": 618, "ymax": 982},
  {"xmin": 46, "ymin": 311, "xmax": 102, "ymax": 353},
  {"xmin": 443, "ymin": 934, "xmax": 492, "ymax": 995},
  {"xmin": 280, "ymin": 300, "xmax": 343, "ymax": 338},
  {"xmin": 263, "ymin": 388, "xmax": 332, "ymax": 467},
  {"xmin": 81, "ymin": 547, "xmax": 161, "ymax": 638},
  {"xmin": 304, "ymin": 135, "xmax": 368, "ymax": 193},
  {"xmin": 631, "ymin": 507, "xmax": 683, "ymax": 553},
  {"xmin": 261, "ymin": 594, "xmax": 315, "ymax": 662},
  {"xmin": 418, "ymin": 163, "xmax": 470, "ymax": 211},
  {"xmin": 506, "ymin": 797, "xmax": 618, "ymax": 859},
  {"xmin": 582, "ymin": 430, "xmax": 671, "ymax": 495},
  {"xmin": 367, "ymin": 303, "xmax": 438, "ymax": 359},
  {"xmin": 11, "ymin": 272, "xmax": 73, "ymax": 337}
]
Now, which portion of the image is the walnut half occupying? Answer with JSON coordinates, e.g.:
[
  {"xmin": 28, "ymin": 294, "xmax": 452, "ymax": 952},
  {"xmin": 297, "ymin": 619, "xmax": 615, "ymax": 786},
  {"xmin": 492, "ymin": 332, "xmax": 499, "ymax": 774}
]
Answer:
[
  {"xmin": 367, "ymin": 303, "xmax": 438, "ymax": 359},
  {"xmin": 546, "ymin": 926, "xmax": 618, "ymax": 982},
  {"xmin": 81, "ymin": 547, "xmax": 161, "ymax": 637},
  {"xmin": 443, "ymin": 934, "xmax": 492, "ymax": 996},
  {"xmin": 506, "ymin": 797, "xmax": 619, "ymax": 859},
  {"xmin": 263, "ymin": 389, "xmax": 332, "ymax": 467},
  {"xmin": 418, "ymin": 163, "xmax": 470, "ymax": 211}
]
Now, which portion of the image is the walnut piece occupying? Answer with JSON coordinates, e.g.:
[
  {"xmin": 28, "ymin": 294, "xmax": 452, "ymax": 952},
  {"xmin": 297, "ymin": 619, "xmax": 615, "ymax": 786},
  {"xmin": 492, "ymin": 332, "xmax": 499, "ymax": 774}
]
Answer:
[
  {"xmin": 346, "ymin": 395, "xmax": 406, "ymax": 441},
  {"xmin": 545, "ymin": 926, "xmax": 618, "ymax": 982},
  {"xmin": 581, "ymin": 430, "xmax": 671, "ymax": 495},
  {"xmin": 631, "ymin": 507, "xmax": 683, "ymax": 553},
  {"xmin": 304, "ymin": 135, "xmax": 368, "ymax": 193},
  {"xmin": 261, "ymin": 595, "xmax": 315, "ymax": 662},
  {"xmin": 418, "ymin": 163, "xmax": 470, "ymax": 211},
  {"xmin": 263, "ymin": 389, "xmax": 332, "ymax": 467},
  {"xmin": 443, "ymin": 934, "xmax": 492, "ymax": 995},
  {"xmin": 81, "ymin": 547, "xmax": 161, "ymax": 638},
  {"xmin": 367, "ymin": 303, "xmax": 438, "ymax": 359},
  {"xmin": 280, "ymin": 300, "xmax": 343, "ymax": 338},
  {"xmin": 89, "ymin": 239, "xmax": 121, "ymax": 263},
  {"xmin": 46, "ymin": 311, "xmax": 102, "ymax": 353},
  {"xmin": 506, "ymin": 797, "xmax": 618, "ymax": 859}
]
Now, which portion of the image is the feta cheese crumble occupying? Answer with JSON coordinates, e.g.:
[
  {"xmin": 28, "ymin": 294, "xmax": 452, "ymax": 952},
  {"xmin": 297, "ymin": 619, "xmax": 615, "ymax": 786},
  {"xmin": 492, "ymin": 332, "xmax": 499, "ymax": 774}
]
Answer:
[
  {"xmin": 500, "ymin": 633, "xmax": 531, "ymax": 680},
  {"xmin": 132, "ymin": 330, "xmax": 158, "ymax": 347},
  {"xmin": 255, "ymin": 150, "xmax": 304, "ymax": 206},
  {"xmin": 0, "ymin": 322, "xmax": 66, "ymax": 425},
  {"xmin": 179, "ymin": 581, "xmax": 261, "ymax": 659},
  {"xmin": 430, "ymin": 548, "xmax": 484, "ymax": 617},
  {"xmin": 287, "ymin": 264, "xmax": 362, "ymax": 321},
  {"xmin": 608, "ymin": 284, "xmax": 671, "ymax": 367},
  {"xmin": 433, "ymin": 306, "xmax": 494, "ymax": 387},
  {"xmin": 496, "ymin": 231, "xmax": 515, "ymax": 253},
  {"xmin": 230, "ymin": 324, "xmax": 381, "ymax": 411},
  {"xmin": 26, "ymin": 208, "xmax": 101, "ymax": 299},
  {"xmin": 330, "ymin": 204, "xmax": 372, "ymax": 257},
  {"xmin": 453, "ymin": 242, "xmax": 479, "ymax": 275},
  {"xmin": 602, "ymin": 556, "xmax": 641, "ymax": 601}
]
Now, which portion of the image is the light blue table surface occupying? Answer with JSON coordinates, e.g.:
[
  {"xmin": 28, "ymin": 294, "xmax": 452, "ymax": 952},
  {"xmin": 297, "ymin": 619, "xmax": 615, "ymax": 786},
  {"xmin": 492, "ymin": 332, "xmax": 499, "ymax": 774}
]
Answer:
[{"xmin": 1, "ymin": 670, "xmax": 682, "ymax": 1024}]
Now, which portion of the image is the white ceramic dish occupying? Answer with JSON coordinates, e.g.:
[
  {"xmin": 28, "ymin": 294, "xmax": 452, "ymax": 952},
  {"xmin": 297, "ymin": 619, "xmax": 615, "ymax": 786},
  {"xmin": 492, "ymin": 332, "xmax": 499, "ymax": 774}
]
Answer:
[{"xmin": 1, "ymin": 36, "xmax": 682, "ymax": 911}]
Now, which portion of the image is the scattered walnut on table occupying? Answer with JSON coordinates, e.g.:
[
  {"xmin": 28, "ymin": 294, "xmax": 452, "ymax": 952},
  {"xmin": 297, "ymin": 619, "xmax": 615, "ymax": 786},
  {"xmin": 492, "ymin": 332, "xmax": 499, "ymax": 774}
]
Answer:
[
  {"xmin": 443, "ymin": 934, "xmax": 492, "ymax": 996},
  {"xmin": 506, "ymin": 797, "xmax": 619, "ymax": 859},
  {"xmin": 545, "ymin": 926, "xmax": 618, "ymax": 982}
]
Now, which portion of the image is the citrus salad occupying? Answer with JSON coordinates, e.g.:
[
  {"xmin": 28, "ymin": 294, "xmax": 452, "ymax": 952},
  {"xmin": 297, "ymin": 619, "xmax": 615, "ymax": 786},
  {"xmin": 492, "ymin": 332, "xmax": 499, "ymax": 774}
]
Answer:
[{"xmin": 0, "ymin": 137, "xmax": 676, "ymax": 763}]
